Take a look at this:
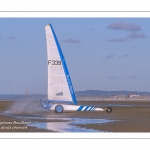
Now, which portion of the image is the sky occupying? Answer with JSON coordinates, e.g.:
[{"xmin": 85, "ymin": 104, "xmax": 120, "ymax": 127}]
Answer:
[{"xmin": 0, "ymin": 18, "xmax": 150, "ymax": 94}]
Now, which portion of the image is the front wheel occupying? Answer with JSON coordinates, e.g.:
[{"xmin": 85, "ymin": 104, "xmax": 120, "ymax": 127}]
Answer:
[
  {"xmin": 55, "ymin": 105, "xmax": 64, "ymax": 113},
  {"xmin": 106, "ymin": 107, "xmax": 112, "ymax": 113}
]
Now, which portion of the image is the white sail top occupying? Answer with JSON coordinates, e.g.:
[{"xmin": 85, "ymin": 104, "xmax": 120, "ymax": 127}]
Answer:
[{"xmin": 45, "ymin": 24, "xmax": 73, "ymax": 103}]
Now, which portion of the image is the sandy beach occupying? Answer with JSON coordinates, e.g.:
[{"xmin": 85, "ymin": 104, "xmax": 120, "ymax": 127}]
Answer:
[{"xmin": 0, "ymin": 100, "xmax": 150, "ymax": 132}]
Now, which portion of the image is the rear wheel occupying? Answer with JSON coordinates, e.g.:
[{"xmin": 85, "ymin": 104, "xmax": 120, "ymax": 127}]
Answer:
[
  {"xmin": 106, "ymin": 107, "xmax": 112, "ymax": 113},
  {"xmin": 55, "ymin": 105, "xmax": 64, "ymax": 113}
]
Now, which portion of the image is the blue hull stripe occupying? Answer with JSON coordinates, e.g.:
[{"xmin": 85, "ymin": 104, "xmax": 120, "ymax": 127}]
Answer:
[
  {"xmin": 84, "ymin": 106, "xmax": 89, "ymax": 111},
  {"xmin": 77, "ymin": 106, "xmax": 84, "ymax": 111},
  {"xmin": 89, "ymin": 107, "xmax": 93, "ymax": 111},
  {"xmin": 90, "ymin": 107, "xmax": 93, "ymax": 111},
  {"xmin": 91, "ymin": 107, "xmax": 95, "ymax": 111},
  {"xmin": 77, "ymin": 106, "xmax": 96, "ymax": 111},
  {"xmin": 93, "ymin": 107, "xmax": 95, "ymax": 111}
]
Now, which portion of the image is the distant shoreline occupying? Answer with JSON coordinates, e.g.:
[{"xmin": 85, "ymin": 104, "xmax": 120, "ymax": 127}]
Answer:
[{"xmin": 0, "ymin": 99, "xmax": 150, "ymax": 102}]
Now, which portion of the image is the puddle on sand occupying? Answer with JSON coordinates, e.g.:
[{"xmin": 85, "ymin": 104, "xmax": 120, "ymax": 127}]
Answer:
[
  {"xmin": 1, "ymin": 111, "xmax": 117, "ymax": 132},
  {"xmin": 28, "ymin": 118, "xmax": 116, "ymax": 132}
]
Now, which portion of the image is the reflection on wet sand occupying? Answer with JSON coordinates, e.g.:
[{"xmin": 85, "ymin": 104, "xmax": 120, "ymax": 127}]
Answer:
[{"xmin": 28, "ymin": 118, "xmax": 116, "ymax": 132}]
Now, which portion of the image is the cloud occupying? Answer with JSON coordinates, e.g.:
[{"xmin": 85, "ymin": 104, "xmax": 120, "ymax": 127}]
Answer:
[
  {"xmin": 6, "ymin": 79, "xmax": 11, "ymax": 85},
  {"xmin": 62, "ymin": 38, "xmax": 80, "ymax": 44},
  {"xmin": 89, "ymin": 28, "xmax": 94, "ymax": 31},
  {"xmin": 128, "ymin": 32, "xmax": 147, "ymax": 39},
  {"xmin": 105, "ymin": 54, "xmax": 115, "ymax": 60},
  {"xmin": 108, "ymin": 32, "xmax": 146, "ymax": 43},
  {"xmin": 131, "ymin": 46, "xmax": 136, "ymax": 48},
  {"xmin": 7, "ymin": 37, "xmax": 15, "ymax": 40},
  {"xmin": 108, "ymin": 76, "xmax": 119, "ymax": 79},
  {"xmin": 128, "ymin": 76, "xmax": 138, "ymax": 79},
  {"xmin": 119, "ymin": 67, "xmax": 124, "ymax": 69},
  {"xmin": 108, "ymin": 38, "xmax": 127, "ymax": 42},
  {"xmin": 106, "ymin": 22, "xmax": 141, "ymax": 31},
  {"xmin": 108, "ymin": 76, "xmax": 124, "ymax": 79},
  {"xmin": 119, "ymin": 54, "xmax": 130, "ymax": 58},
  {"xmin": 108, "ymin": 76, "xmax": 137, "ymax": 79}
]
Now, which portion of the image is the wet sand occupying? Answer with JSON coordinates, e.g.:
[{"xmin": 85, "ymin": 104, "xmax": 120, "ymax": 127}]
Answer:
[
  {"xmin": 78, "ymin": 101, "xmax": 150, "ymax": 132},
  {"xmin": 0, "ymin": 100, "xmax": 150, "ymax": 132}
]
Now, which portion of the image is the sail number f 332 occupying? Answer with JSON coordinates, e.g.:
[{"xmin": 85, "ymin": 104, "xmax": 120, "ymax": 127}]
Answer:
[{"xmin": 48, "ymin": 60, "xmax": 61, "ymax": 65}]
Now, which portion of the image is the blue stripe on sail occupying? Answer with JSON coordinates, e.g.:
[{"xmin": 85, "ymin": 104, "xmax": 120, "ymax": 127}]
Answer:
[
  {"xmin": 50, "ymin": 24, "xmax": 77, "ymax": 105},
  {"xmin": 84, "ymin": 106, "xmax": 89, "ymax": 111},
  {"xmin": 77, "ymin": 106, "xmax": 84, "ymax": 111}
]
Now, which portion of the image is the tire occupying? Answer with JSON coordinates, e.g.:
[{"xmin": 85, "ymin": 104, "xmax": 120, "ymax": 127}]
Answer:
[
  {"xmin": 55, "ymin": 105, "xmax": 64, "ymax": 113},
  {"xmin": 106, "ymin": 107, "xmax": 112, "ymax": 113}
]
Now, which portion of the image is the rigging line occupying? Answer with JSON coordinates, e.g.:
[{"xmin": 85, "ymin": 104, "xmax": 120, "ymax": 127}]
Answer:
[{"xmin": 65, "ymin": 57, "xmax": 89, "ymax": 90}]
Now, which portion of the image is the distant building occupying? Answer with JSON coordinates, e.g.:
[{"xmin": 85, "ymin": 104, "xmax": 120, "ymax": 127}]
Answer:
[{"xmin": 128, "ymin": 94, "xmax": 140, "ymax": 98}]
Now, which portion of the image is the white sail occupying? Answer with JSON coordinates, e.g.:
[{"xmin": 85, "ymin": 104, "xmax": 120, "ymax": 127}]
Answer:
[{"xmin": 45, "ymin": 24, "xmax": 73, "ymax": 103}]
